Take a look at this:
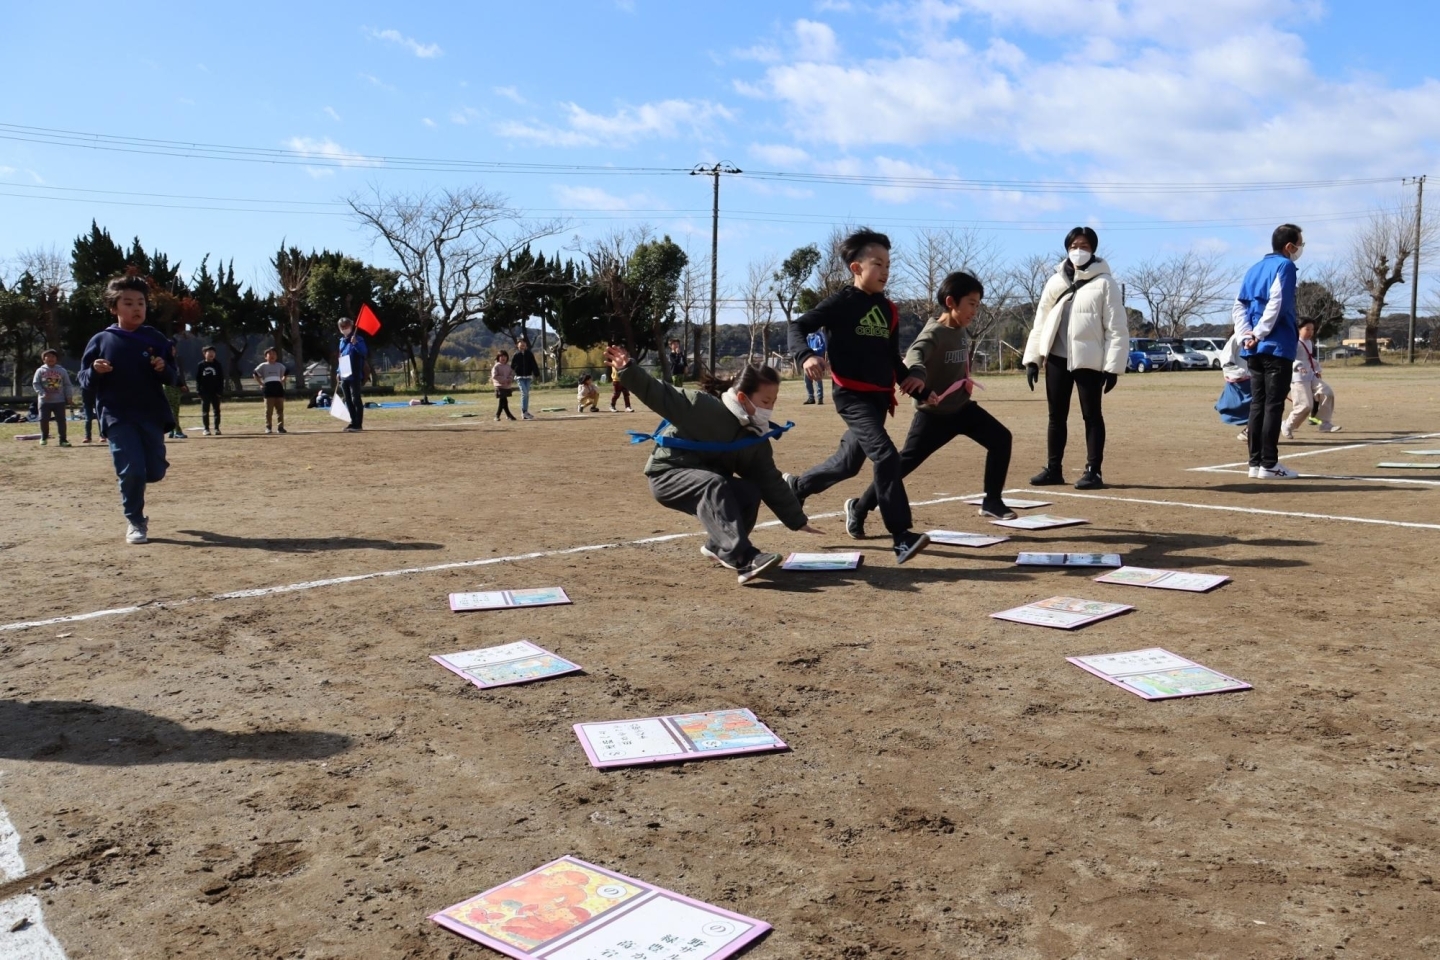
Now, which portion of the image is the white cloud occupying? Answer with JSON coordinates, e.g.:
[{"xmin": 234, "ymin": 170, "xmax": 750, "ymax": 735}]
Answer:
[
  {"xmin": 284, "ymin": 137, "xmax": 380, "ymax": 169},
  {"xmin": 748, "ymin": 143, "xmax": 811, "ymax": 167},
  {"xmin": 493, "ymin": 85, "xmax": 526, "ymax": 105},
  {"xmin": 816, "ymin": 0, "xmax": 852, "ymax": 10},
  {"xmin": 0, "ymin": 165, "xmax": 15, "ymax": 176},
  {"xmin": 421, "ymin": 117, "xmax": 437, "ymax": 128},
  {"xmin": 359, "ymin": 72, "xmax": 395, "ymax": 92},
  {"xmin": 364, "ymin": 27, "xmax": 442, "ymax": 59},
  {"xmin": 498, "ymin": 99, "xmax": 735, "ymax": 148},
  {"xmin": 324, "ymin": 106, "xmax": 342, "ymax": 122},
  {"xmin": 451, "ymin": 107, "xmax": 482, "ymax": 125},
  {"xmin": 552, "ymin": 185, "xmax": 661, "ymax": 211},
  {"xmin": 794, "ymin": 19, "xmax": 841, "ymax": 62}
]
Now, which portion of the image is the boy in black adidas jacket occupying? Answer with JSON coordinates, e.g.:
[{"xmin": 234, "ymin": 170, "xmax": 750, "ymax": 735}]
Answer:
[{"xmin": 788, "ymin": 228, "xmax": 930, "ymax": 564}]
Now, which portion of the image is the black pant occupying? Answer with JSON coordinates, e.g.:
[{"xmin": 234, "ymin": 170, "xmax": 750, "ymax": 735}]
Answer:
[
  {"xmin": 200, "ymin": 395, "xmax": 221, "ymax": 430},
  {"xmin": 1044, "ymin": 355, "xmax": 1106, "ymax": 473},
  {"xmin": 854, "ymin": 403, "xmax": 1012, "ymax": 515},
  {"xmin": 496, "ymin": 393, "xmax": 515, "ymax": 419},
  {"xmin": 649, "ymin": 469, "xmax": 762, "ymax": 568},
  {"xmin": 1246, "ymin": 354, "xmax": 1293, "ymax": 468},
  {"xmin": 796, "ymin": 388, "xmax": 911, "ymax": 540},
  {"xmin": 340, "ymin": 378, "xmax": 364, "ymax": 428}
]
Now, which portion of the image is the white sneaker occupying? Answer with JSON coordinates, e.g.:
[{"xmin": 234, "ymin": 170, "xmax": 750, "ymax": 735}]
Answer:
[
  {"xmin": 1280, "ymin": 425, "xmax": 1294, "ymax": 439},
  {"xmin": 624, "ymin": 406, "xmax": 634, "ymax": 413},
  {"xmin": 126, "ymin": 522, "xmax": 148, "ymax": 545},
  {"xmin": 1247, "ymin": 466, "xmax": 1261, "ymax": 478},
  {"xmin": 1257, "ymin": 464, "xmax": 1300, "ymax": 479},
  {"xmin": 1318, "ymin": 424, "xmax": 1342, "ymax": 433},
  {"xmin": 1236, "ymin": 430, "xmax": 1248, "ymax": 443}
]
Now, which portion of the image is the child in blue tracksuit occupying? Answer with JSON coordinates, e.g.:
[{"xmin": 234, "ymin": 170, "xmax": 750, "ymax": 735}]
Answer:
[{"xmin": 79, "ymin": 276, "xmax": 180, "ymax": 544}]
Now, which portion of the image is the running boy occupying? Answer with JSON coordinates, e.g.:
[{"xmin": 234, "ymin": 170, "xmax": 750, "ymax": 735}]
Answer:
[
  {"xmin": 606, "ymin": 343, "xmax": 818, "ymax": 584},
  {"xmin": 846, "ymin": 271, "xmax": 1014, "ymax": 536},
  {"xmin": 195, "ymin": 345, "xmax": 224, "ymax": 435},
  {"xmin": 1282, "ymin": 317, "xmax": 1340, "ymax": 437},
  {"xmin": 32, "ymin": 349, "xmax": 76, "ymax": 447},
  {"xmin": 786, "ymin": 228, "xmax": 930, "ymax": 564},
  {"xmin": 253, "ymin": 347, "xmax": 288, "ymax": 434},
  {"xmin": 79, "ymin": 275, "xmax": 180, "ymax": 544}
]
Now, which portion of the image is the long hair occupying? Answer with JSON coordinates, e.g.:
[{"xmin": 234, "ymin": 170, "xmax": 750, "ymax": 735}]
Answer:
[{"xmin": 698, "ymin": 364, "xmax": 781, "ymax": 398}]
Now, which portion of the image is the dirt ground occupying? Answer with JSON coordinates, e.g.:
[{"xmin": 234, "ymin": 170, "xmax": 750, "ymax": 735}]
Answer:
[{"xmin": 0, "ymin": 366, "xmax": 1437, "ymax": 960}]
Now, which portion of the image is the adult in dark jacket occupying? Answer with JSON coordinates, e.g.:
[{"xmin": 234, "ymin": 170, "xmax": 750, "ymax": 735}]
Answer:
[
  {"xmin": 79, "ymin": 275, "xmax": 180, "ymax": 544},
  {"xmin": 511, "ymin": 336, "xmax": 541, "ymax": 420},
  {"xmin": 606, "ymin": 344, "xmax": 819, "ymax": 585},
  {"xmin": 337, "ymin": 318, "xmax": 368, "ymax": 431}
]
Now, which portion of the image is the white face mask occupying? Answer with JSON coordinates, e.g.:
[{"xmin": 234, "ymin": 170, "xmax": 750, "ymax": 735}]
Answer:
[
  {"xmin": 1289, "ymin": 243, "xmax": 1305, "ymax": 263},
  {"xmin": 1068, "ymin": 248, "xmax": 1093, "ymax": 268},
  {"xmin": 749, "ymin": 403, "xmax": 773, "ymax": 429}
]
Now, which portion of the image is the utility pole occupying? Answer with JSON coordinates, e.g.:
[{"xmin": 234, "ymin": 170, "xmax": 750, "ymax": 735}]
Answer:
[
  {"xmin": 1406, "ymin": 175, "xmax": 1425, "ymax": 364},
  {"xmin": 691, "ymin": 162, "xmax": 741, "ymax": 375}
]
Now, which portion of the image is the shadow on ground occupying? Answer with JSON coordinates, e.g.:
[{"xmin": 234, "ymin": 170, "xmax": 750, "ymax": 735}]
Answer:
[{"xmin": 165, "ymin": 530, "xmax": 442, "ymax": 552}]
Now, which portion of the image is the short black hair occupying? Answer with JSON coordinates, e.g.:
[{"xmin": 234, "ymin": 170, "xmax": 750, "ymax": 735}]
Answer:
[
  {"xmin": 1297, "ymin": 316, "xmax": 1317, "ymax": 330},
  {"xmin": 936, "ymin": 271, "xmax": 984, "ymax": 307},
  {"xmin": 840, "ymin": 228, "xmax": 891, "ymax": 266},
  {"xmin": 202, "ymin": 344, "xmax": 216, "ymax": 352},
  {"xmin": 1272, "ymin": 223, "xmax": 1303, "ymax": 254},
  {"xmin": 102, "ymin": 275, "xmax": 149, "ymax": 310},
  {"xmin": 1064, "ymin": 226, "xmax": 1099, "ymax": 253}
]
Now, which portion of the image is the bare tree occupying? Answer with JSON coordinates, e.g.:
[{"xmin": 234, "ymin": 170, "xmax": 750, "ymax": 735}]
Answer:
[
  {"xmin": 742, "ymin": 256, "xmax": 778, "ymax": 362},
  {"xmin": 348, "ymin": 186, "xmax": 562, "ymax": 390},
  {"xmin": 16, "ymin": 246, "xmax": 70, "ymax": 349},
  {"xmin": 676, "ymin": 252, "xmax": 707, "ymax": 378},
  {"xmin": 893, "ymin": 228, "xmax": 1003, "ymax": 321},
  {"xmin": 1348, "ymin": 201, "xmax": 1439, "ymax": 363},
  {"xmin": 1127, "ymin": 249, "xmax": 1234, "ymax": 339},
  {"xmin": 270, "ymin": 245, "xmax": 311, "ymax": 392},
  {"xmin": 813, "ymin": 226, "xmax": 856, "ymax": 301}
]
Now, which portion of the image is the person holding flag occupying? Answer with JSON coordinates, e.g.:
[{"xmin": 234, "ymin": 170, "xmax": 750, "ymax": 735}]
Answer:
[{"xmin": 337, "ymin": 306, "xmax": 378, "ymax": 432}]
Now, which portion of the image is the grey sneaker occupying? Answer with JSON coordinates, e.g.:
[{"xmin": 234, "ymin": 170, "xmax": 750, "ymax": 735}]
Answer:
[
  {"xmin": 699, "ymin": 544, "xmax": 737, "ymax": 570},
  {"xmin": 126, "ymin": 522, "xmax": 148, "ymax": 545},
  {"xmin": 843, "ymin": 498, "xmax": 866, "ymax": 539},
  {"xmin": 737, "ymin": 552, "xmax": 781, "ymax": 585},
  {"xmin": 977, "ymin": 498, "xmax": 1017, "ymax": 521},
  {"xmin": 1257, "ymin": 464, "xmax": 1300, "ymax": 479},
  {"xmin": 894, "ymin": 532, "xmax": 930, "ymax": 565}
]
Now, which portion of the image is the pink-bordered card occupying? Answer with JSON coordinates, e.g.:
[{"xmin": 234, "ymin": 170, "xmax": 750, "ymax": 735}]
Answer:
[
  {"xmin": 430, "ymin": 855, "xmax": 772, "ymax": 959},
  {"xmin": 449, "ymin": 587, "xmax": 572, "ymax": 612},
  {"xmin": 431, "ymin": 641, "xmax": 582, "ymax": 690},
  {"xmin": 1067, "ymin": 647, "xmax": 1252, "ymax": 700},
  {"xmin": 573, "ymin": 708, "xmax": 788, "ymax": 770},
  {"xmin": 1093, "ymin": 567, "xmax": 1230, "ymax": 593}
]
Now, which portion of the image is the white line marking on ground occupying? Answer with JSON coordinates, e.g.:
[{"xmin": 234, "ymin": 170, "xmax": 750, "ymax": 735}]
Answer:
[
  {"xmin": 1189, "ymin": 432, "xmax": 1440, "ymax": 472},
  {"xmin": 0, "ymin": 784, "xmax": 69, "ymax": 960},
  {"xmin": 1199, "ymin": 468, "xmax": 1440, "ymax": 487},
  {"xmin": 0, "ymin": 495, "xmax": 987, "ymax": 634},
  {"xmin": 1014, "ymin": 488, "xmax": 1440, "ymax": 531}
]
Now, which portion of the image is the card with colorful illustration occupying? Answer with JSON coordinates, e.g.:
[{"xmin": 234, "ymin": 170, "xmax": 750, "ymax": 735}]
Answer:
[
  {"xmin": 989, "ymin": 514, "xmax": 1089, "ymax": 530},
  {"xmin": 1093, "ymin": 567, "xmax": 1230, "ymax": 593},
  {"xmin": 449, "ymin": 587, "xmax": 572, "ymax": 612},
  {"xmin": 1016, "ymin": 552, "xmax": 1122, "ymax": 567},
  {"xmin": 431, "ymin": 641, "xmax": 582, "ymax": 690},
  {"xmin": 1067, "ymin": 647, "xmax": 1252, "ymax": 700},
  {"xmin": 926, "ymin": 530, "xmax": 1010, "ymax": 547},
  {"xmin": 962, "ymin": 496, "xmax": 1051, "ymax": 509},
  {"xmin": 990, "ymin": 596, "xmax": 1133, "ymax": 630},
  {"xmin": 574, "ymin": 708, "xmax": 787, "ymax": 769},
  {"xmin": 782, "ymin": 551, "xmax": 863, "ymax": 570},
  {"xmin": 431, "ymin": 856, "xmax": 771, "ymax": 959}
]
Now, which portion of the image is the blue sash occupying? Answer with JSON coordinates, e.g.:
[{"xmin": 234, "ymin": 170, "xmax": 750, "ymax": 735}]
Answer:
[{"xmin": 627, "ymin": 419, "xmax": 794, "ymax": 453}]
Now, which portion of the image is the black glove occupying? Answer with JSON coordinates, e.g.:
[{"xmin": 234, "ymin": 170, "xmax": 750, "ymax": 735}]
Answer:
[
  {"xmin": 1103, "ymin": 372, "xmax": 1118, "ymax": 394},
  {"xmin": 1025, "ymin": 364, "xmax": 1039, "ymax": 392}
]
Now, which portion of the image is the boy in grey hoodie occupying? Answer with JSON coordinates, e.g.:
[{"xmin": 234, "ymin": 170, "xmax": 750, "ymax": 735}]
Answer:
[
  {"xmin": 847, "ymin": 272, "xmax": 1014, "ymax": 537},
  {"xmin": 33, "ymin": 349, "xmax": 76, "ymax": 447}
]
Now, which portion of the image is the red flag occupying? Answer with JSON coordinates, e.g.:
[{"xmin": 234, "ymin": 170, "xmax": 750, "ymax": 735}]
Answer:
[{"xmin": 356, "ymin": 304, "xmax": 382, "ymax": 336}]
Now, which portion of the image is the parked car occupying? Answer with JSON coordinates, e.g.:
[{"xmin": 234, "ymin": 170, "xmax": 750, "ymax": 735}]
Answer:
[
  {"xmin": 1168, "ymin": 344, "xmax": 1212, "ymax": 370},
  {"xmin": 1328, "ymin": 345, "xmax": 1365, "ymax": 359},
  {"xmin": 1125, "ymin": 348, "xmax": 1150, "ymax": 373},
  {"xmin": 1185, "ymin": 337, "xmax": 1227, "ymax": 369},
  {"xmin": 1127, "ymin": 338, "xmax": 1170, "ymax": 372}
]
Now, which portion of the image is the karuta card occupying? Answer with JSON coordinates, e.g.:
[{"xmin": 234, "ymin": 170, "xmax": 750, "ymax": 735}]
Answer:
[
  {"xmin": 431, "ymin": 641, "xmax": 581, "ymax": 690},
  {"xmin": 449, "ymin": 587, "xmax": 572, "ymax": 612},
  {"xmin": 990, "ymin": 514, "xmax": 1089, "ymax": 530},
  {"xmin": 574, "ymin": 708, "xmax": 787, "ymax": 769},
  {"xmin": 1094, "ymin": 566, "xmax": 1230, "ymax": 593},
  {"xmin": 1400, "ymin": 450, "xmax": 1440, "ymax": 455},
  {"xmin": 1016, "ymin": 552, "xmax": 1122, "ymax": 567},
  {"xmin": 926, "ymin": 530, "xmax": 1010, "ymax": 547},
  {"xmin": 431, "ymin": 856, "xmax": 770, "ymax": 960},
  {"xmin": 1067, "ymin": 647, "xmax": 1252, "ymax": 700},
  {"xmin": 962, "ymin": 496, "xmax": 1052, "ymax": 509},
  {"xmin": 1377, "ymin": 462, "xmax": 1440, "ymax": 469},
  {"xmin": 990, "ymin": 596, "xmax": 1133, "ymax": 630},
  {"xmin": 782, "ymin": 551, "xmax": 863, "ymax": 570}
]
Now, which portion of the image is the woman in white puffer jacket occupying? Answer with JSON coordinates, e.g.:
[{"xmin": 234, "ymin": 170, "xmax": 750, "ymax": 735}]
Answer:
[{"xmin": 1022, "ymin": 227, "xmax": 1128, "ymax": 490}]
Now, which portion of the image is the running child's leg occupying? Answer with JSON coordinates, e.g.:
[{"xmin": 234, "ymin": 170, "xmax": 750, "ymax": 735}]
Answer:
[
  {"xmin": 1282, "ymin": 381, "xmax": 1312, "ymax": 435},
  {"xmin": 1312, "ymin": 381, "xmax": 1336, "ymax": 428},
  {"xmin": 795, "ymin": 429, "xmax": 866, "ymax": 500},
  {"xmin": 953, "ymin": 404, "xmax": 1013, "ymax": 500},
  {"xmin": 835, "ymin": 390, "xmax": 912, "ymax": 541},
  {"xmin": 648, "ymin": 469, "xmax": 763, "ymax": 568},
  {"xmin": 852, "ymin": 408, "xmax": 955, "ymax": 518}
]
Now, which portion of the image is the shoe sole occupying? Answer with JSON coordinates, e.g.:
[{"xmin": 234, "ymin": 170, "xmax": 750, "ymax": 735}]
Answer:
[
  {"xmin": 699, "ymin": 545, "xmax": 738, "ymax": 570},
  {"xmin": 977, "ymin": 508, "xmax": 1017, "ymax": 521},
  {"xmin": 1257, "ymin": 471, "xmax": 1299, "ymax": 479},
  {"xmin": 738, "ymin": 554, "xmax": 781, "ymax": 584},
  {"xmin": 895, "ymin": 534, "xmax": 931, "ymax": 565}
]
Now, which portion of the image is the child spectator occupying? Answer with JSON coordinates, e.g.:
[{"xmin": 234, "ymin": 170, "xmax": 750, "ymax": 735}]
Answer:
[
  {"xmin": 1215, "ymin": 333, "xmax": 1252, "ymax": 443},
  {"xmin": 32, "ymin": 348, "xmax": 75, "ymax": 447},
  {"xmin": 195, "ymin": 345, "xmax": 224, "ymax": 435},
  {"xmin": 607, "ymin": 350, "xmax": 634, "ymax": 412},
  {"xmin": 510, "ymin": 336, "xmax": 540, "ymax": 420},
  {"xmin": 79, "ymin": 275, "xmax": 180, "ymax": 544},
  {"xmin": 577, "ymin": 374, "xmax": 600, "ymax": 412},
  {"xmin": 802, "ymin": 331, "xmax": 827, "ymax": 405},
  {"xmin": 1282, "ymin": 317, "xmax": 1340, "ymax": 437},
  {"xmin": 253, "ymin": 347, "xmax": 288, "ymax": 434},
  {"xmin": 492, "ymin": 350, "xmax": 517, "ymax": 421},
  {"xmin": 667, "ymin": 338, "xmax": 687, "ymax": 386}
]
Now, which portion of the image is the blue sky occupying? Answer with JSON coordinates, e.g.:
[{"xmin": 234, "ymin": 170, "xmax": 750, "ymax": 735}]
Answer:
[{"xmin": 3, "ymin": 0, "xmax": 1438, "ymax": 322}]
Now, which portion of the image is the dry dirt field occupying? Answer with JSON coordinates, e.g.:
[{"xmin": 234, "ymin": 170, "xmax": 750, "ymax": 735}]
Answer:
[{"xmin": 0, "ymin": 365, "xmax": 1437, "ymax": 959}]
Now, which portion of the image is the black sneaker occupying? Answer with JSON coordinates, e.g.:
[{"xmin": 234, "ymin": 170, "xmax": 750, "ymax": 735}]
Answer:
[
  {"xmin": 893, "ymin": 532, "xmax": 930, "ymax": 565},
  {"xmin": 1029, "ymin": 466, "xmax": 1065, "ymax": 485},
  {"xmin": 1074, "ymin": 469, "xmax": 1105, "ymax": 490},
  {"xmin": 977, "ymin": 498, "xmax": 1017, "ymax": 521},
  {"xmin": 802, "ymin": 398, "xmax": 816, "ymax": 405},
  {"xmin": 783, "ymin": 473, "xmax": 806, "ymax": 507},
  {"xmin": 843, "ymin": 498, "xmax": 866, "ymax": 539},
  {"xmin": 737, "ymin": 552, "xmax": 781, "ymax": 585},
  {"xmin": 277, "ymin": 426, "xmax": 288, "ymax": 434},
  {"xmin": 817, "ymin": 398, "xmax": 824, "ymax": 405}
]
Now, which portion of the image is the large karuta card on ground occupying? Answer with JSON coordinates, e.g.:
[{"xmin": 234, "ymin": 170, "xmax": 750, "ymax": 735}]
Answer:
[
  {"xmin": 574, "ymin": 708, "xmax": 787, "ymax": 769},
  {"xmin": 431, "ymin": 641, "xmax": 581, "ymax": 690},
  {"xmin": 1400, "ymin": 450, "xmax": 1440, "ymax": 455},
  {"xmin": 449, "ymin": 587, "xmax": 572, "ymax": 612},
  {"xmin": 926, "ymin": 530, "xmax": 1010, "ymax": 547},
  {"xmin": 991, "ymin": 596, "xmax": 1134, "ymax": 630},
  {"xmin": 1377, "ymin": 462, "xmax": 1440, "ymax": 469},
  {"xmin": 1016, "ymin": 552, "xmax": 1122, "ymax": 567},
  {"xmin": 1067, "ymin": 647, "xmax": 1252, "ymax": 700},
  {"xmin": 961, "ymin": 496, "xmax": 1052, "ymax": 509},
  {"xmin": 990, "ymin": 514, "xmax": 1089, "ymax": 530},
  {"xmin": 431, "ymin": 855, "xmax": 771, "ymax": 959},
  {"xmin": 1094, "ymin": 567, "xmax": 1230, "ymax": 593},
  {"xmin": 782, "ymin": 551, "xmax": 863, "ymax": 570}
]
